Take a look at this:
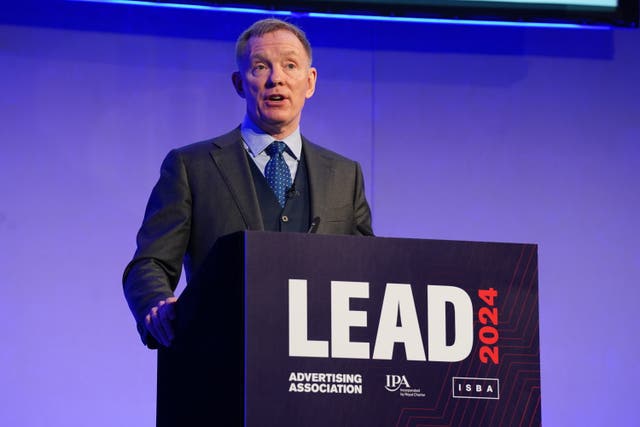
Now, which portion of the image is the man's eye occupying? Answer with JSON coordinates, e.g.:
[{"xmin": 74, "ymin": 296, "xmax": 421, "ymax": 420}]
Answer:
[
  {"xmin": 285, "ymin": 63, "xmax": 296, "ymax": 70},
  {"xmin": 254, "ymin": 64, "xmax": 267, "ymax": 71}
]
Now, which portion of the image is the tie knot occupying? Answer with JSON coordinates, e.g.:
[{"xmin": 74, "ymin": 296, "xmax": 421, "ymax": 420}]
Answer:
[{"xmin": 265, "ymin": 141, "xmax": 287, "ymax": 157}]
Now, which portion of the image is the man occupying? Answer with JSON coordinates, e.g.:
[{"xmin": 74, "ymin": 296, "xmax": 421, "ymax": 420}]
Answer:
[{"xmin": 123, "ymin": 18, "xmax": 373, "ymax": 349}]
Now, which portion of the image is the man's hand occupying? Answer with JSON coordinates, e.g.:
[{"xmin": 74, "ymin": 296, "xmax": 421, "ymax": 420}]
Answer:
[{"xmin": 145, "ymin": 297, "xmax": 178, "ymax": 347}]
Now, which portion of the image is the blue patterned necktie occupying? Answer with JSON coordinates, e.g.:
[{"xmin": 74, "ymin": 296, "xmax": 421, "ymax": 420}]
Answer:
[{"xmin": 265, "ymin": 141, "xmax": 292, "ymax": 208}]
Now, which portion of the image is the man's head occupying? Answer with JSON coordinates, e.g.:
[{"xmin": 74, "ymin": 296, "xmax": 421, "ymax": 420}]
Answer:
[{"xmin": 232, "ymin": 19, "xmax": 317, "ymax": 139}]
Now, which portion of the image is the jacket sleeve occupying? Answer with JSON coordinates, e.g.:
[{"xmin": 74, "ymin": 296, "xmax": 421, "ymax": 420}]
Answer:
[
  {"xmin": 122, "ymin": 149, "xmax": 192, "ymax": 348},
  {"xmin": 352, "ymin": 161, "xmax": 374, "ymax": 237}
]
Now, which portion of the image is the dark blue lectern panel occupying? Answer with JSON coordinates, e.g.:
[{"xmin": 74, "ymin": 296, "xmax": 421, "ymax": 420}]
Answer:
[{"xmin": 243, "ymin": 232, "xmax": 540, "ymax": 427}]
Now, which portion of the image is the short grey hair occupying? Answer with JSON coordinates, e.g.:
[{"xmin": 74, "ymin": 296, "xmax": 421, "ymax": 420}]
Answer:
[{"xmin": 235, "ymin": 18, "xmax": 313, "ymax": 67}]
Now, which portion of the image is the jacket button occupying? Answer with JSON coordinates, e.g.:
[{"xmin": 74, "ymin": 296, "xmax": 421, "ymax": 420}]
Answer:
[{"xmin": 281, "ymin": 215, "xmax": 289, "ymax": 222}]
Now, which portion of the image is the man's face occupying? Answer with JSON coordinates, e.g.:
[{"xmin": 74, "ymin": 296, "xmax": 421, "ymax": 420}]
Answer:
[{"xmin": 232, "ymin": 29, "xmax": 317, "ymax": 139}]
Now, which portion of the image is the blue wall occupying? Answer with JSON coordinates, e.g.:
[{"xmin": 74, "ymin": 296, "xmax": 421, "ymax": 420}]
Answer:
[{"xmin": 1, "ymin": 1, "xmax": 639, "ymax": 425}]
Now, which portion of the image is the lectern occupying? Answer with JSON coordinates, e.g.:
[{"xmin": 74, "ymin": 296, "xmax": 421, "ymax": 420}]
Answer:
[{"xmin": 157, "ymin": 231, "xmax": 541, "ymax": 426}]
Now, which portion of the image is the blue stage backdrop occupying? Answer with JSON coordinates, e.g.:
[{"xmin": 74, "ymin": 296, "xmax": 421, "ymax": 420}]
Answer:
[{"xmin": 0, "ymin": 1, "xmax": 638, "ymax": 426}]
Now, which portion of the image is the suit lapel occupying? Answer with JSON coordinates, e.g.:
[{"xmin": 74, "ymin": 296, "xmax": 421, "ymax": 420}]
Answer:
[
  {"xmin": 303, "ymin": 137, "xmax": 335, "ymax": 228},
  {"xmin": 209, "ymin": 129, "xmax": 264, "ymax": 231}
]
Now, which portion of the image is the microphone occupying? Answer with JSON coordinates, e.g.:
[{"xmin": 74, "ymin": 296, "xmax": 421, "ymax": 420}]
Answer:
[
  {"xmin": 307, "ymin": 216, "xmax": 321, "ymax": 234},
  {"xmin": 286, "ymin": 184, "xmax": 300, "ymax": 199}
]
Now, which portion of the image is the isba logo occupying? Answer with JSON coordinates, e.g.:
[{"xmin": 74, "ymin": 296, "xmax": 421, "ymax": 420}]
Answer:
[{"xmin": 385, "ymin": 374, "xmax": 410, "ymax": 392}]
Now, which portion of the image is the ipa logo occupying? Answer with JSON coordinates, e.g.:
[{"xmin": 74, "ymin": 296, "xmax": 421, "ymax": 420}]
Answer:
[{"xmin": 385, "ymin": 374, "xmax": 410, "ymax": 392}]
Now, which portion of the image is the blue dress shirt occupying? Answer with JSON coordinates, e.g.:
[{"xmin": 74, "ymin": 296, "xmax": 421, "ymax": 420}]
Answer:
[{"xmin": 240, "ymin": 115, "xmax": 302, "ymax": 180}]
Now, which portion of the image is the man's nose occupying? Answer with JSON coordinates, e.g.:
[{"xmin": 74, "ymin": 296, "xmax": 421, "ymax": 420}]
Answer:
[{"xmin": 267, "ymin": 66, "xmax": 285, "ymax": 86}]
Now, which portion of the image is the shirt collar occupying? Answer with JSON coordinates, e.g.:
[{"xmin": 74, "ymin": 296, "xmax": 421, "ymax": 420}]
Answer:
[{"xmin": 240, "ymin": 115, "xmax": 302, "ymax": 160}]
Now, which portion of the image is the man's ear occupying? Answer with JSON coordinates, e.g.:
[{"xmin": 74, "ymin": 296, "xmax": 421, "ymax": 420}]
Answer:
[
  {"xmin": 231, "ymin": 71, "xmax": 245, "ymax": 98},
  {"xmin": 305, "ymin": 67, "xmax": 318, "ymax": 99}
]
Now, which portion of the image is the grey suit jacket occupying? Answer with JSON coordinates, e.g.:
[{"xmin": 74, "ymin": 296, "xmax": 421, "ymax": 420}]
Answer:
[{"xmin": 123, "ymin": 127, "xmax": 373, "ymax": 347}]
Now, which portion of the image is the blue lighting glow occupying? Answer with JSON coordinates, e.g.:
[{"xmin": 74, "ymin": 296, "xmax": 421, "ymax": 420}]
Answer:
[
  {"xmin": 68, "ymin": 0, "xmax": 609, "ymax": 29},
  {"xmin": 69, "ymin": 0, "xmax": 293, "ymax": 15}
]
